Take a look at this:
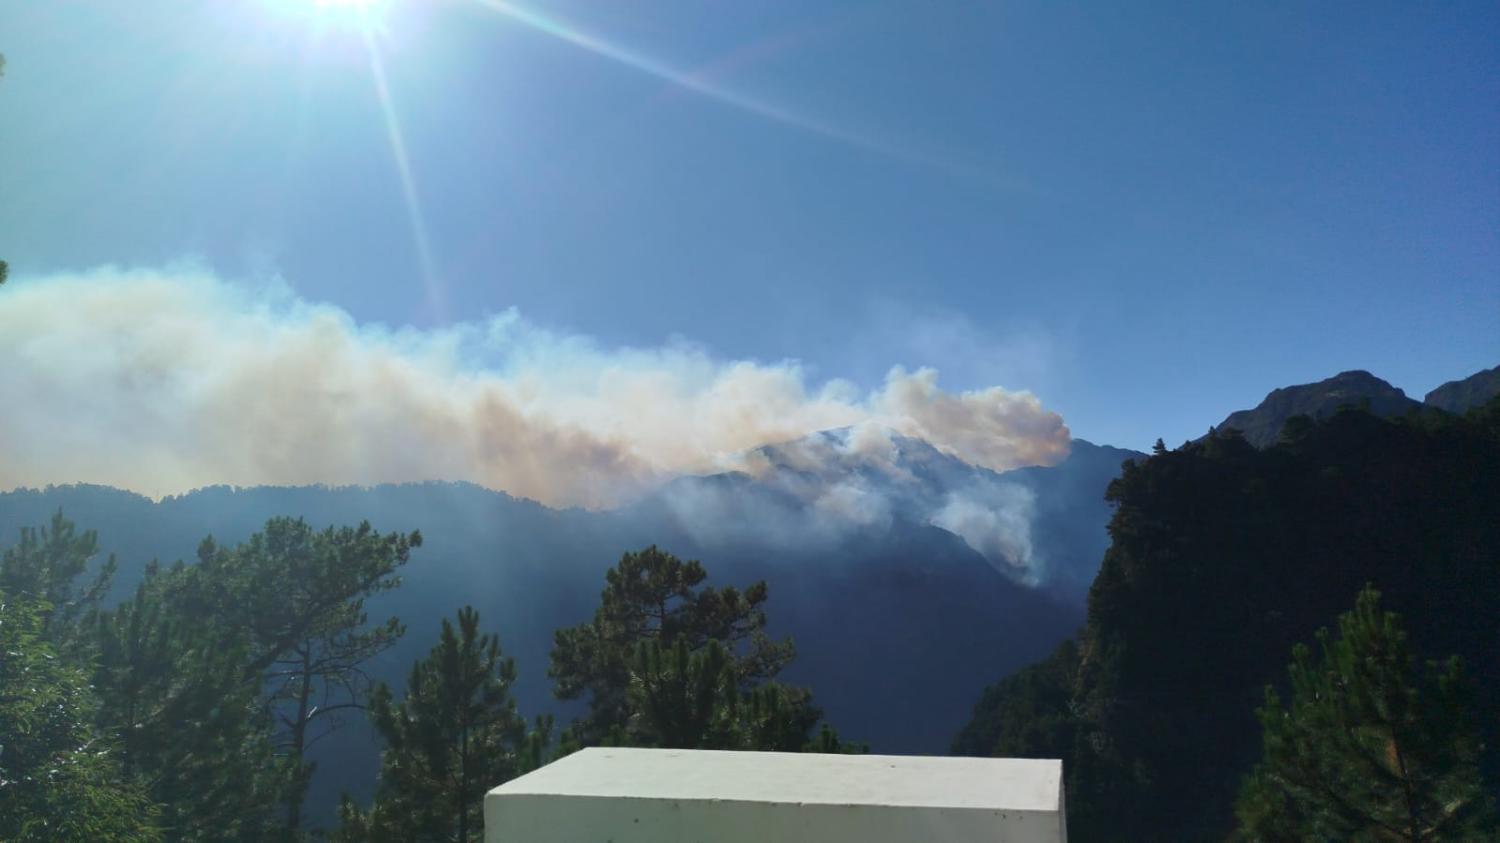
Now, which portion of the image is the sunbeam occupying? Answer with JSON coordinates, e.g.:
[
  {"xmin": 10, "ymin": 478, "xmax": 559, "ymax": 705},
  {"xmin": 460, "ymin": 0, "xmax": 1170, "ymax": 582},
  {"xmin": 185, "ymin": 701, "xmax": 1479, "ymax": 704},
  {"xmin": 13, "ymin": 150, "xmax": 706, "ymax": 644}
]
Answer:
[
  {"xmin": 359, "ymin": 15, "xmax": 446, "ymax": 319},
  {"xmin": 473, "ymin": 0, "xmax": 977, "ymax": 177}
]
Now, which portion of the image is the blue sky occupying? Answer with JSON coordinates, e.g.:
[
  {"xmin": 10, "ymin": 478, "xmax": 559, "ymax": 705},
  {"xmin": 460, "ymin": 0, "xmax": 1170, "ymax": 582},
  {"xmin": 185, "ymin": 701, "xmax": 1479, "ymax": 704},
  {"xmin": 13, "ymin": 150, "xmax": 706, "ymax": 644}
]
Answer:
[{"xmin": 1, "ymin": 0, "xmax": 1497, "ymax": 454}]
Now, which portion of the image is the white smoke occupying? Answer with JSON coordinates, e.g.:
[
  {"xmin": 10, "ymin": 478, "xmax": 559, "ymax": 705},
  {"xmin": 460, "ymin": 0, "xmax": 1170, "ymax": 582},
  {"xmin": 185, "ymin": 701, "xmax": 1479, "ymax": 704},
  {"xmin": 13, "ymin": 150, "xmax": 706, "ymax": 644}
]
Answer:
[
  {"xmin": 929, "ymin": 483, "xmax": 1039, "ymax": 583},
  {"xmin": 657, "ymin": 422, "xmax": 1050, "ymax": 582},
  {"xmin": 0, "ymin": 266, "xmax": 1071, "ymax": 511}
]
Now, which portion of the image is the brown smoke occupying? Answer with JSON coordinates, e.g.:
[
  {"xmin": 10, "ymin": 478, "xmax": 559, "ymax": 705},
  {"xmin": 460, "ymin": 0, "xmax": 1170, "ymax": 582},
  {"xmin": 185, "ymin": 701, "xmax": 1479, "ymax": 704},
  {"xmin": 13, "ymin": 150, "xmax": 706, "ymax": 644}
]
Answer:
[{"xmin": 0, "ymin": 267, "xmax": 1071, "ymax": 508}]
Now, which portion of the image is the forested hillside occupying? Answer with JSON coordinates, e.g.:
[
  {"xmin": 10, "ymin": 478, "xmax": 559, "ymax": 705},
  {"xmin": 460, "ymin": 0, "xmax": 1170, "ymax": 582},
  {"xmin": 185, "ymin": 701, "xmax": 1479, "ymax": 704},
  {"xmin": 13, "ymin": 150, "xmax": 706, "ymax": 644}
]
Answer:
[
  {"xmin": 955, "ymin": 400, "xmax": 1500, "ymax": 840},
  {"xmin": 0, "ymin": 516, "xmax": 861, "ymax": 840},
  {"xmin": 5, "ymin": 387, "xmax": 1495, "ymax": 840},
  {"xmin": 0, "ymin": 466, "xmax": 1087, "ymax": 831}
]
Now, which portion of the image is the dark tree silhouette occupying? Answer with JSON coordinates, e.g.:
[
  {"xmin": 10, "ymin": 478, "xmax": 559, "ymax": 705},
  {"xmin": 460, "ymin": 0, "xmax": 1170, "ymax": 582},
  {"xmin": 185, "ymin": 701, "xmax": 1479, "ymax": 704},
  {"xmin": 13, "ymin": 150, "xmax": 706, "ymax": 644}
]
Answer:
[
  {"xmin": 551, "ymin": 546, "xmax": 858, "ymax": 754},
  {"xmin": 957, "ymin": 401, "xmax": 1500, "ymax": 840},
  {"xmin": 1235, "ymin": 587, "xmax": 1495, "ymax": 840},
  {"xmin": 188, "ymin": 519, "xmax": 420, "ymax": 833},
  {"xmin": 337, "ymin": 606, "xmax": 549, "ymax": 843},
  {"xmin": 549, "ymin": 545, "xmax": 794, "ymax": 746}
]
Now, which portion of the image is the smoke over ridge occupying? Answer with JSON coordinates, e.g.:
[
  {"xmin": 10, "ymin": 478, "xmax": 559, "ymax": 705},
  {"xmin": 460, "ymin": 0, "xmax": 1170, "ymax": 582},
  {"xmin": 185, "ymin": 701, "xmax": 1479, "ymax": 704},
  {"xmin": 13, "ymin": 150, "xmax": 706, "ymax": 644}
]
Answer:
[
  {"xmin": 655, "ymin": 424, "xmax": 1050, "ymax": 582},
  {"xmin": 0, "ymin": 267, "xmax": 1071, "ymax": 510}
]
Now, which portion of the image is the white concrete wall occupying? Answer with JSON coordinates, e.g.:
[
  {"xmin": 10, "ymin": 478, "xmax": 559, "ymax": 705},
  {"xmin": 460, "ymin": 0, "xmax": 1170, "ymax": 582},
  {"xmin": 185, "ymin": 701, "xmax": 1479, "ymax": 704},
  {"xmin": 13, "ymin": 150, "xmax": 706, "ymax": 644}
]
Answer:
[
  {"xmin": 486, "ymin": 794, "xmax": 1065, "ymax": 842},
  {"xmin": 485, "ymin": 748, "xmax": 1066, "ymax": 843}
]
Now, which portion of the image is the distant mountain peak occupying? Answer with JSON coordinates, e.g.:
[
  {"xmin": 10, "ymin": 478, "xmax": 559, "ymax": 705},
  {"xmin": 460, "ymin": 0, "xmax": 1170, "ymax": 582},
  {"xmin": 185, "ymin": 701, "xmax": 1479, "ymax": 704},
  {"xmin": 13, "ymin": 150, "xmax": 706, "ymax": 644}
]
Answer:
[
  {"xmin": 1424, "ymin": 365, "xmax": 1500, "ymax": 415},
  {"xmin": 1260, "ymin": 369, "xmax": 1399, "ymax": 400},
  {"xmin": 1067, "ymin": 438, "xmax": 1142, "ymax": 457},
  {"xmin": 1214, "ymin": 370, "xmax": 1423, "ymax": 448},
  {"xmin": 744, "ymin": 424, "xmax": 975, "ymax": 484},
  {"xmin": 647, "ymin": 427, "xmax": 1140, "ymax": 599}
]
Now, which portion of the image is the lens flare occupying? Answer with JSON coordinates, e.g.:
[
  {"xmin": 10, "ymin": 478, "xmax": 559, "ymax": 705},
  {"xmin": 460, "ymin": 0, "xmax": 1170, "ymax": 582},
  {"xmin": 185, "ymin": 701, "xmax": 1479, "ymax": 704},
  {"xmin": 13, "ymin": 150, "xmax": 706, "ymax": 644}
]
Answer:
[
  {"xmin": 358, "ymin": 22, "xmax": 445, "ymax": 319},
  {"xmin": 266, "ymin": 0, "xmax": 394, "ymax": 30},
  {"xmin": 266, "ymin": 0, "xmax": 445, "ymax": 317},
  {"xmin": 472, "ymin": 0, "xmax": 982, "ymax": 178}
]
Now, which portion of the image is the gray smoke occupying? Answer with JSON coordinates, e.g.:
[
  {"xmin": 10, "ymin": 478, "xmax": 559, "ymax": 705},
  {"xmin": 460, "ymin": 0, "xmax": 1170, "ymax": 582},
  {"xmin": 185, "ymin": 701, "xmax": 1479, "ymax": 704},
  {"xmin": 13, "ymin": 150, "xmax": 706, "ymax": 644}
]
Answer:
[
  {"xmin": 0, "ymin": 267, "xmax": 1070, "ymax": 576},
  {"xmin": 653, "ymin": 423, "xmax": 1053, "ymax": 583}
]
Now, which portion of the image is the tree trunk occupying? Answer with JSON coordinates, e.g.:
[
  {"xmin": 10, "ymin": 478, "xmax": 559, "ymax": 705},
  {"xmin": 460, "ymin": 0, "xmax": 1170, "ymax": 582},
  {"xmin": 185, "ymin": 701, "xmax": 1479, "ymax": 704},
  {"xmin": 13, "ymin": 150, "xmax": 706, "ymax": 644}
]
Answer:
[
  {"xmin": 458, "ymin": 719, "xmax": 470, "ymax": 842},
  {"xmin": 1389, "ymin": 730, "xmax": 1422, "ymax": 842},
  {"xmin": 286, "ymin": 646, "xmax": 314, "ymax": 835}
]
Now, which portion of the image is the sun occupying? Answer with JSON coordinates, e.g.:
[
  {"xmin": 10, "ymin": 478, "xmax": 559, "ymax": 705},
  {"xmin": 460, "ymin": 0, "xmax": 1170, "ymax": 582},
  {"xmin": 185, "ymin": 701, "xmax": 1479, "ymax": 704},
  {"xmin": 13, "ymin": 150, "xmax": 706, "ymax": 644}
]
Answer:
[
  {"xmin": 266, "ymin": 0, "xmax": 393, "ymax": 30},
  {"xmin": 313, "ymin": 0, "xmax": 390, "ymax": 21}
]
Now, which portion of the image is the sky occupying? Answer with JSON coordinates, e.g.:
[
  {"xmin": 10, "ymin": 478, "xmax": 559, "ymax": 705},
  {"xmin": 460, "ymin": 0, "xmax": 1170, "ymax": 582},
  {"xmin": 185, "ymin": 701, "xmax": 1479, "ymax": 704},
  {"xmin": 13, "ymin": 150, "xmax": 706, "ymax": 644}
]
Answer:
[{"xmin": 1, "ymin": 0, "xmax": 1497, "ymax": 496}]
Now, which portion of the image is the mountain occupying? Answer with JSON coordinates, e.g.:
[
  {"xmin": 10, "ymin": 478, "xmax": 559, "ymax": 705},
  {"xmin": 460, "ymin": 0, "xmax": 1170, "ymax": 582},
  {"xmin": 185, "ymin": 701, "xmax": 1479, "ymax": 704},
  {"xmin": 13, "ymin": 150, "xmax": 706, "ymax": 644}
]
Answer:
[
  {"xmin": 1424, "ymin": 364, "xmax": 1500, "ymax": 414},
  {"xmin": 1212, "ymin": 369, "xmax": 1425, "ymax": 447},
  {"xmin": 0, "ymin": 426, "xmax": 1140, "ymax": 828},
  {"xmin": 999, "ymin": 439, "xmax": 1143, "ymax": 603},
  {"xmin": 638, "ymin": 426, "xmax": 1142, "ymax": 604},
  {"xmin": 956, "ymin": 401, "xmax": 1500, "ymax": 840},
  {"xmin": 0, "ymin": 482, "xmax": 619, "ymax": 827}
]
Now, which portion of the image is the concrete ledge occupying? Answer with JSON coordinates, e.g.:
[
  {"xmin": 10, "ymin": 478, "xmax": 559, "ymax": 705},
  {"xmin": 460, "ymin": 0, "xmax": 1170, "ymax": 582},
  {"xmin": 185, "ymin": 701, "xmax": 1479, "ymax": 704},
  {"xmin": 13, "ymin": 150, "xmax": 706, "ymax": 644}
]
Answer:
[{"xmin": 485, "ymin": 747, "xmax": 1066, "ymax": 842}]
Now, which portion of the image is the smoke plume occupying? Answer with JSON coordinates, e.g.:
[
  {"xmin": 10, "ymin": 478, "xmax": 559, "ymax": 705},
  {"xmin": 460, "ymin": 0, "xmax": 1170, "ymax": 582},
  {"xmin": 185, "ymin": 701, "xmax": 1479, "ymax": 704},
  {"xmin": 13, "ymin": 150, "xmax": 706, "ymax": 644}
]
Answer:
[
  {"xmin": 0, "ymin": 266, "xmax": 1071, "ymax": 511},
  {"xmin": 656, "ymin": 423, "xmax": 1050, "ymax": 582}
]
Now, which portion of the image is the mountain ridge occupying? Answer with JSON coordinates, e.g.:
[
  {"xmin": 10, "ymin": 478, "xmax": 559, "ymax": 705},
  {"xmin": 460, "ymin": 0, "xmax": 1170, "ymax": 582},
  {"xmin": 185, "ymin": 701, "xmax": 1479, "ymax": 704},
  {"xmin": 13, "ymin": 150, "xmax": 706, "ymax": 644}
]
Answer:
[
  {"xmin": 1214, "ymin": 369, "xmax": 1427, "ymax": 447},
  {"xmin": 640, "ymin": 427, "xmax": 1141, "ymax": 598},
  {"xmin": 2, "ymin": 365, "xmax": 1492, "ymax": 833},
  {"xmin": 1424, "ymin": 364, "xmax": 1500, "ymax": 415},
  {"xmin": 0, "ymin": 461, "xmax": 1097, "ymax": 825}
]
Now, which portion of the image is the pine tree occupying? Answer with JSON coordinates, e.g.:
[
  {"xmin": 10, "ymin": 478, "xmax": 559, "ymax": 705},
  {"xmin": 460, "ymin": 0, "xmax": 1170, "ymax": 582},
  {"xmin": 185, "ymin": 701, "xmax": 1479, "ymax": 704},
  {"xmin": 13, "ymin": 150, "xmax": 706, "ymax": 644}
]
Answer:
[
  {"xmin": 0, "ymin": 592, "xmax": 160, "ymax": 842},
  {"xmin": 626, "ymin": 638, "xmax": 740, "ymax": 748},
  {"xmin": 344, "ymin": 606, "xmax": 549, "ymax": 843},
  {"xmin": 739, "ymin": 683, "xmax": 846, "ymax": 753},
  {"xmin": 549, "ymin": 545, "xmax": 794, "ymax": 745},
  {"xmin": 552, "ymin": 546, "xmax": 855, "ymax": 754},
  {"xmin": 188, "ymin": 518, "xmax": 420, "ymax": 834},
  {"xmin": 0, "ymin": 510, "xmax": 117, "ymax": 649},
  {"xmin": 92, "ymin": 563, "xmax": 287, "ymax": 842},
  {"xmin": 3, "ymin": 512, "xmax": 285, "ymax": 840},
  {"xmin": 623, "ymin": 639, "xmax": 844, "ymax": 752},
  {"xmin": 1235, "ymin": 586, "xmax": 1496, "ymax": 841},
  {"xmin": 2, "ymin": 510, "xmax": 426, "ymax": 838}
]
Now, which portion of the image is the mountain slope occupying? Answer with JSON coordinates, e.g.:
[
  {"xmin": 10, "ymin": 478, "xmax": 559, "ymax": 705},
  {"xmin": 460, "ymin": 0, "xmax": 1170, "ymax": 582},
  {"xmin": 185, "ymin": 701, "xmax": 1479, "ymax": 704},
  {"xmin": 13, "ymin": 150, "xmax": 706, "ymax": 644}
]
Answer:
[
  {"xmin": 956, "ymin": 403, "xmax": 1500, "ymax": 840},
  {"xmin": 1425, "ymin": 364, "xmax": 1500, "ymax": 414},
  {"xmin": 1213, "ymin": 369, "xmax": 1425, "ymax": 447},
  {"xmin": 0, "ymin": 425, "xmax": 1141, "ymax": 829},
  {"xmin": 1000, "ymin": 439, "xmax": 1143, "ymax": 603},
  {"xmin": 0, "ymin": 474, "xmax": 1085, "ymax": 827},
  {"xmin": 642, "ymin": 426, "xmax": 1141, "ymax": 602}
]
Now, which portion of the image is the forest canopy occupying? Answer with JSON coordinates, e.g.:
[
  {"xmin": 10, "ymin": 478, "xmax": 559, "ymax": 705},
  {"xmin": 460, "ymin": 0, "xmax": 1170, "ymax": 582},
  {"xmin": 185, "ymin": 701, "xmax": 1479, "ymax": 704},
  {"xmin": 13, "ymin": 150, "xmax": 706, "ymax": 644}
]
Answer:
[{"xmin": 955, "ymin": 400, "xmax": 1500, "ymax": 840}]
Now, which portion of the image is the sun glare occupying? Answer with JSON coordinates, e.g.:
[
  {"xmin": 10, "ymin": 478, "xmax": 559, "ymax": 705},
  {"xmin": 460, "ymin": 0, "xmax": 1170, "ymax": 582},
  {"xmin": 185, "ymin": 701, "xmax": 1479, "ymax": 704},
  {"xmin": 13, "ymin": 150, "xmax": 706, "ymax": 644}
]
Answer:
[
  {"xmin": 312, "ymin": 0, "xmax": 382, "ymax": 12},
  {"xmin": 267, "ymin": 0, "xmax": 392, "ymax": 31},
  {"xmin": 318, "ymin": 0, "xmax": 386, "ymax": 22}
]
